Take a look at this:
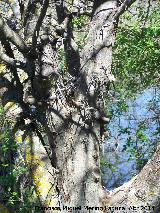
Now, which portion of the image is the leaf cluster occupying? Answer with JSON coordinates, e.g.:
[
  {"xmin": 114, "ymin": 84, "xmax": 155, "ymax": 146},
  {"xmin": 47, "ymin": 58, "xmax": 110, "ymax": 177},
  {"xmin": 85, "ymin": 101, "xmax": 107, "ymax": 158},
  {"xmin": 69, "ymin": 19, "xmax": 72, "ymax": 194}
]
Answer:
[{"xmin": 112, "ymin": 9, "xmax": 160, "ymax": 99}]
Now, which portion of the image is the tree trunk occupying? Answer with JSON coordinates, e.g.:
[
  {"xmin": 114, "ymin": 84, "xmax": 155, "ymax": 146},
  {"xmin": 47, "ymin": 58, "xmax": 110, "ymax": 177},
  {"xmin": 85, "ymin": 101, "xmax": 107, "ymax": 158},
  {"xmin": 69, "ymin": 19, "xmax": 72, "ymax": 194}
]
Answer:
[
  {"xmin": 0, "ymin": 0, "xmax": 160, "ymax": 212},
  {"xmin": 45, "ymin": 1, "xmax": 117, "ymax": 211}
]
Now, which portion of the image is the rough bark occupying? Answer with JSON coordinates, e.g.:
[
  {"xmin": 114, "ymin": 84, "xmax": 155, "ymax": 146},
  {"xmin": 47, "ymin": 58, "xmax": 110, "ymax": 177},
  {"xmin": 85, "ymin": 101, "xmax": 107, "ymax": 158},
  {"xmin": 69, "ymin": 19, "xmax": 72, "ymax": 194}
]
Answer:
[
  {"xmin": 108, "ymin": 145, "xmax": 160, "ymax": 212},
  {"xmin": 0, "ymin": 0, "xmax": 159, "ymax": 212},
  {"xmin": 45, "ymin": 1, "xmax": 118, "ymax": 211}
]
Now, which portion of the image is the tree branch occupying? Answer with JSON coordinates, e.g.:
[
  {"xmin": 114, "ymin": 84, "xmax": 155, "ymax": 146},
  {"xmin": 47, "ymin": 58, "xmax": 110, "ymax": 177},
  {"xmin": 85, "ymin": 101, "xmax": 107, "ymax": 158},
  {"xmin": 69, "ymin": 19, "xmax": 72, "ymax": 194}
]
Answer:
[
  {"xmin": 108, "ymin": 145, "xmax": 160, "ymax": 210},
  {"xmin": 0, "ymin": 15, "xmax": 28, "ymax": 54},
  {"xmin": 0, "ymin": 49, "xmax": 25, "ymax": 68},
  {"xmin": 32, "ymin": 0, "xmax": 49, "ymax": 47},
  {"xmin": 114, "ymin": 0, "xmax": 137, "ymax": 20}
]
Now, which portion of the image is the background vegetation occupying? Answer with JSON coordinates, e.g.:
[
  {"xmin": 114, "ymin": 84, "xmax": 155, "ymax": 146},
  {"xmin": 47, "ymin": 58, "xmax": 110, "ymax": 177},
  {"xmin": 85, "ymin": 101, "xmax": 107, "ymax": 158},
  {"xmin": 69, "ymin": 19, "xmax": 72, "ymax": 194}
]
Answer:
[{"xmin": 101, "ymin": 1, "xmax": 160, "ymax": 188}]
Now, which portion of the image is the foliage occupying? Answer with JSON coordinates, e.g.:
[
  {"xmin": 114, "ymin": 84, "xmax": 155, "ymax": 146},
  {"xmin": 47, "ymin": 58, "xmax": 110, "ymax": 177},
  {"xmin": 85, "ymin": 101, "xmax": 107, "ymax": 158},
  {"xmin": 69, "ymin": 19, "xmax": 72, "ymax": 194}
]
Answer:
[
  {"xmin": 100, "ymin": 158, "xmax": 116, "ymax": 173},
  {"xmin": 58, "ymin": 47, "xmax": 67, "ymax": 74},
  {"xmin": 112, "ymin": 8, "xmax": 160, "ymax": 99},
  {"xmin": 0, "ymin": 106, "xmax": 40, "ymax": 212},
  {"xmin": 102, "ymin": 3, "xmax": 160, "ymax": 188},
  {"xmin": 111, "ymin": 3, "xmax": 160, "ymax": 159},
  {"xmin": 72, "ymin": 15, "xmax": 89, "ymax": 50},
  {"xmin": 75, "ymin": 32, "xmax": 88, "ymax": 50},
  {"xmin": 72, "ymin": 15, "xmax": 88, "ymax": 30}
]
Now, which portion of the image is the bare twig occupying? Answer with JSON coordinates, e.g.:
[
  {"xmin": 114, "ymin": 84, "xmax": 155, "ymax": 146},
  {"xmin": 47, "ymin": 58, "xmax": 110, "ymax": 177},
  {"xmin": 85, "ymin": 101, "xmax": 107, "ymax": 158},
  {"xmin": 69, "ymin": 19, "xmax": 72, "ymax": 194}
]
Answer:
[{"xmin": 114, "ymin": 0, "xmax": 137, "ymax": 20}]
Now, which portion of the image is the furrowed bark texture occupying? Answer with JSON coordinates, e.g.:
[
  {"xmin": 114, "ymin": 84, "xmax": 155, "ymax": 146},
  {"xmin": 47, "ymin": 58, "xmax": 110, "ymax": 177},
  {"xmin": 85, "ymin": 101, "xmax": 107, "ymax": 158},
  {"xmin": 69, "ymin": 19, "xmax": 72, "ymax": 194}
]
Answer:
[
  {"xmin": 0, "ymin": 0, "xmax": 160, "ymax": 212},
  {"xmin": 45, "ymin": 1, "xmax": 118, "ymax": 210}
]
